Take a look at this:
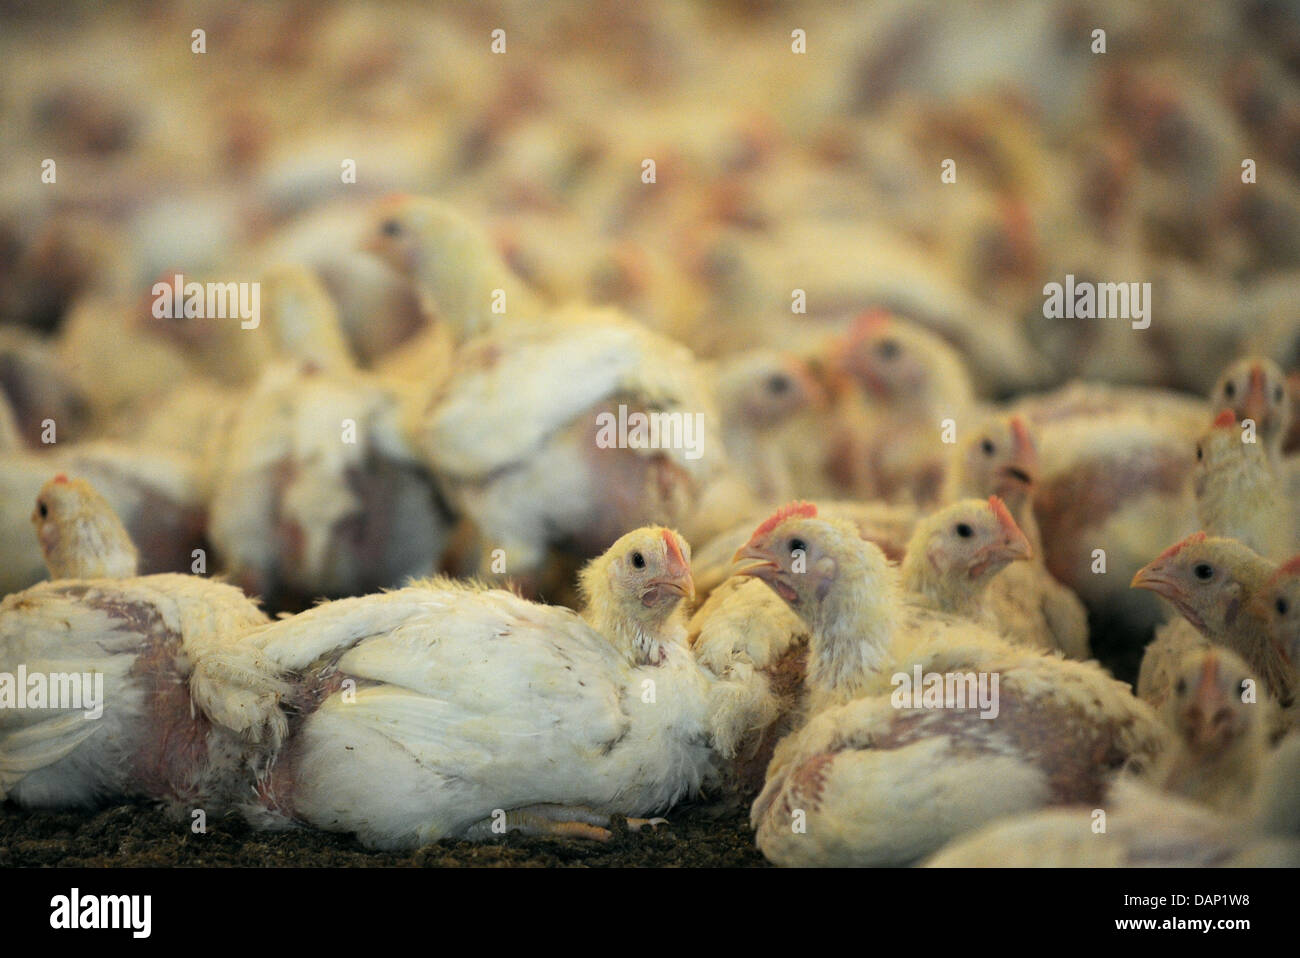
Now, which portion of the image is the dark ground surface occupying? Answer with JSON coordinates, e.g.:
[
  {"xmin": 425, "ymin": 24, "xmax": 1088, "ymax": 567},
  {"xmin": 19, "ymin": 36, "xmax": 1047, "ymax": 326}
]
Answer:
[{"xmin": 0, "ymin": 798, "xmax": 767, "ymax": 868}]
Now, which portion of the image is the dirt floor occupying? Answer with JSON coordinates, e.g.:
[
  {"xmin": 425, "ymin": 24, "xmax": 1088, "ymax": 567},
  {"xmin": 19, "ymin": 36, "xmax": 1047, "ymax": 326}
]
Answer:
[{"xmin": 0, "ymin": 799, "xmax": 767, "ymax": 868}]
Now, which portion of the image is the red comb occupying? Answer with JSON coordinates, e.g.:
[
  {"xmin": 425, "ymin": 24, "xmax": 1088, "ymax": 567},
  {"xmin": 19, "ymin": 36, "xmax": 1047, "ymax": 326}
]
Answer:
[
  {"xmin": 749, "ymin": 501, "xmax": 817, "ymax": 541},
  {"xmin": 1249, "ymin": 364, "xmax": 1265, "ymax": 393},
  {"xmin": 1212, "ymin": 409, "xmax": 1236, "ymax": 428},
  {"xmin": 988, "ymin": 495, "xmax": 1019, "ymax": 534},
  {"xmin": 1156, "ymin": 531, "xmax": 1207, "ymax": 562},
  {"xmin": 53, "ymin": 473, "xmax": 68, "ymax": 484},
  {"xmin": 1275, "ymin": 555, "xmax": 1300, "ymax": 579}
]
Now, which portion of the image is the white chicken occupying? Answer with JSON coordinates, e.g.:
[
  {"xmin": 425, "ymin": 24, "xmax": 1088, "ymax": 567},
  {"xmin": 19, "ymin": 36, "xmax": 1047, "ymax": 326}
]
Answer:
[
  {"xmin": 239, "ymin": 527, "xmax": 744, "ymax": 849},
  {"xmin": 1, "ymin": 479, "xmax": 287, "ymax": 812},
  {"xmin": 733, "ymin": 504, "xmax": 1166, "ymax": 866},
  {"xmin": 1193, "ymin": 409, "xmax": 1294, "ymax": 559},
  {"xmin": 926, "ymin": 735, "xmax": 1300, "ymax": 868},
  {"xmin": 1253, "ymin": 557, "xmax": 1300, "ymax": 692},
  {"xmin": 207, "ymin": 362, "xmax": 450, "ymax": 607},
  {"xmin": 418, "ymin": 306, "xmax": 726, "ymax": 589},
  {"xmin": 1152, "ymin": 647, "xmax": 1271, "ymax": 814},
  {"xmin": 1133, "ymin": 533, "xmax": 1292, "ymax": 719},
  {"xmin": 360, "ymin": 194, "xmax": 545, "ymax": 342},
  {"xmin": 712, "ymin": 348, "xmax": 824, "ymax": 503},
  {"xmin": 0, "ymin": 441, "xmax": 208, "ymax": 596},
  {"xmin": 899, "ymin": 496, "xmax": 1034, "ymax": 627},
  {"xmin": 30, "ymin": 474, "xmax": 138, "ymax": 580},
  {"xmin": 958, "ymin": 415, "xmax": 1091, "ymax": 659},
  {"xmin": 829, "ymin": 310, "xmax": 977, "ymax": 506}
]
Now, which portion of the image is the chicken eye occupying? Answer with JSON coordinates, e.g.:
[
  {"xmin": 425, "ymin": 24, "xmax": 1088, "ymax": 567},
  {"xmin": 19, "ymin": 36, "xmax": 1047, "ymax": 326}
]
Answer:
[
  {"xmin": 1175, "ymin": 677, "xmax": 1187, "ymax": 695},
  {"xmin": 955, "ymin": 523, "xmax": 973, "ymax": 538},
  {"xmin": 877, "ymin": 339, "xmax": 900, "ymax": 360},
  {"xmin": 631, "ymin": 551, "xmax": 646, "ymax": 569},
  {"xmin": 1193, "ymin": 563, "xmax": 1213, "ymax": 580},
  {"xmin": 766, "ymin": 373, "xmax": 791, "ymax": 395},
  {"xmin": 1224, "ymin": 381, "xmax": 1236, "ymax": 399},
  {"xmin": 1195, "ymin": 445, "xmax": 1203, "ymax": 462},
  {"xmin": 37, "ymin": 501, "xmax": 48, "ymax": 519},
  {"xmin": 1279, "ymin": 597, "xmax": 1291, "ymax": 616},
  {"xmin": 380, "ymin": 219, "xmax": 403, "ymax": 237},
  {"xmin": 980, "ymin": 439, "xmax": 995, "ymax": 456},
  {"xmin": 789, "ymin": 538, "xmax": 806, "ymax": 554},
  {"xmin": 1275, "ymin": 385, "xmax": 1285, "ymax": 404}
]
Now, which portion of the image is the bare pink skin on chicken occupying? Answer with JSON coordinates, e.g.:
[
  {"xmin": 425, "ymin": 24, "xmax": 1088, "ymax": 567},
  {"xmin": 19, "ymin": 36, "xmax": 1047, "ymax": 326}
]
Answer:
[
  {"xmin": 47, "ymin": 584, "xmax": 217, "ymax": 804},
  {"xmin": 572, "ymin": 407, "xmax": 695, "ymax": 557},
  {"xmin": 756, "ymin": 678, "xmax": 1139, "ymax": 829},
  {"xmin": 1033, "ymin": 443, "xmax": 1189, "ymax": 592},
  {"xmin": 254, "ymin": 667, "xmax": 362, "ymax": 820}
]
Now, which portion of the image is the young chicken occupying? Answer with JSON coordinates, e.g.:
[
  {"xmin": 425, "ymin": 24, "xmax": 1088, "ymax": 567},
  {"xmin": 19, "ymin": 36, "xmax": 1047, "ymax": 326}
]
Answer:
[
  {"xmin": 899, "ymin": 496, "xmax": 1033, "ymax": 628},
  {"xmin": 1193, "ymin": 410, "xmax": 1293, "ymax": 559},
  {"xmin": 241, "ymin": 528, "xmax": 738, "ymax": 849},
  {"xmin": 830, "ymin": 311, "xmax": 977, "ymax": 506},
  {"xmin": 1211, "ymin": 356, "xmax": 1300, "ymax": 517},
  {"xmin": 1030, "ymin": 412, "xmax": 1200, "ymax": 663},
  {"xmin": 1254, "ymin": 556, "xmax": 1300, "ymax": 681},
  {"xmin": 925, "ymin": 735, "xmax": 1300, "ymax": 867},
  {"xmin": 955, "ymin": 415, "xmax": 1091, "ymax": 659},
  {"xmin": 1152, "ymin": 648, "xmax": 1271, "ymax": 814},
  {"xmin": 1, "ymin": 481, "xmax": 288, "ymax": 812},
  {"xmin": 361, "ymin": 194, "xmax": 545, "ymax": 342},
  {"xmin": 256, "ymin": 263, "xmax": 356, "ymax": 374},
  {"xmin": 733, "ymin": 504, "xmax": 1166, "ymax": 866},
  {"xmin": 688, "ymin": 427, "xmax": 1080, "ymax": 800},
  {"xmin": 713, "ymin": 349, "xmax": 824, "ymax": 503},
  {"xmin": 1211, "ymin": 356, "xmax": 1293, "ymax": 461},
  {"xmin": 31, "ymin": 474, "xmax": 138, "ymax": 579},
  {"xmin": 0, "ymin": 442, "xmax": 209, "ymax": 596},
  {"xmin": 687, "ymin": 500, "xmax": 918, "ymax": 800},
  {"xmin": 208, "ymin": 362, "xmax": 450, "ymax": 609},
  {"xmin": 1133, "ymin": 534, "xmax": 1292, "ymax": 715},
  {"xmin": 419, "ymin": 307, "xmax": 725, "ymax": 589}
]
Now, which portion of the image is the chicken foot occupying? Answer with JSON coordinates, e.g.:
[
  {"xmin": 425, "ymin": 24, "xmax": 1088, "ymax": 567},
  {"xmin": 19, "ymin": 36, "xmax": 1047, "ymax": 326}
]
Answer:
[{"xmin": 464, "ymin": 803, "xmax": 669, "ymax": 842}]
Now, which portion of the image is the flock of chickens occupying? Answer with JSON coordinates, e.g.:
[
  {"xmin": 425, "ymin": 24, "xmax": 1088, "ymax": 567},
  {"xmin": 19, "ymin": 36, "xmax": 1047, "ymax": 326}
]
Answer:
[{"xmin": 3, "ymin": 0, "xmax": 1300, "ymax": 867}]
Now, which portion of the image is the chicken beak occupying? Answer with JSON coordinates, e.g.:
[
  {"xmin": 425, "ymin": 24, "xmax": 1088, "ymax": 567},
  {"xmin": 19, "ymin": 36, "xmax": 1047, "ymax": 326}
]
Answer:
[
  {"xmin": 835, "ymin": 310, "xmax": 890, "ymax": 393},
  {"xmin": 1185, "ymin": 655, "xmax": 1232, "ymax": 750},
  {"xmin": 786, "ymin": 359, "xmax": 828, "ymax": 409},
  {"xmin": 1001, "ymin": 417, "xmax": 1039, "ymax": 487},
  {"xmin": 1130, "ymin": 562, "xmax": 1174, "ymax": 597},
  {"xmin": 647, "ymin": 576, "xmax": 694, "ymax": 601},
  {"xmin": 649, "ymin": 531, "xmax": 694, "ymax": 602},
  {"xmin": 1243, "ymin": 365, "xmax": 1269, "ymax": 430},
  {"xmin": 989, "ymin": 496, "xmax": 1032, "ymax": 562},
  {"xmin": 731, "ymin": 542, "xmax": 780, "ymax": 580},
  {"xmin": 995, "ymin": 533, "xmax": 1033, "ymax": 563}
]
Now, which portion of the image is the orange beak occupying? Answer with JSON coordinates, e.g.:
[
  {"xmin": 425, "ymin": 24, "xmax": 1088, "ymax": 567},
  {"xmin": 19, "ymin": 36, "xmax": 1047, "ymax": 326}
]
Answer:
[
  {"xmin": 1243, "ymin": 364, "xmax": 1269, "ymax": 429},
  {"xmin": 1001, "ymin": 416, "xmax": 1039, "ymax": 486},
  {"xmin": 732, "ymin": 541, "xmax": 779, "ymax": 578},
  {"xmin": 1183, "ymin": 655, "xmax": 1234, "ymax": 751},
  {"xmin": 988, "ymin": 496, "xmax": 1033, "ymax": 561},
  {"xmin": 785, "ymin": 357, "xmax": 828, "ymax": 409},
  {"xmin": 648, "ymin": 530, "xmax": 694, "ymax": 601},
  {"xmin": 836, "ymin": 309, "xmax": 892, "ymax": 391}
]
